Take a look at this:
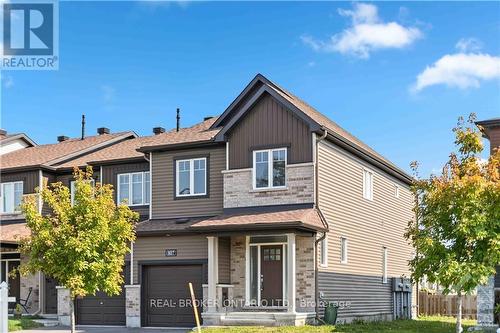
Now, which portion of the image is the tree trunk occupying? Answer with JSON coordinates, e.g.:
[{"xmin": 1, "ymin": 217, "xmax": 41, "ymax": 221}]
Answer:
[
  {"xmin": 456, "ymin": 292, "xmax": 462, "ymax": 333},
  {"xmin": 70, "ymin": 297, "xmax": 76, "ymax": 333}
]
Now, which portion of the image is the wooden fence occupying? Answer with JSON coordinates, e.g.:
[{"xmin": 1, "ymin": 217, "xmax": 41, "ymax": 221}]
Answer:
[{"xmin": 418, "ymin": 292, "xmax": 477, "ymax": 319}]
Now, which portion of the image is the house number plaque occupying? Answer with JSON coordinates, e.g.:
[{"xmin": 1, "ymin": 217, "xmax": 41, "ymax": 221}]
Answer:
[{"xmin": 165, "ymin": 249, "xmax": 177, "ymax": 257}]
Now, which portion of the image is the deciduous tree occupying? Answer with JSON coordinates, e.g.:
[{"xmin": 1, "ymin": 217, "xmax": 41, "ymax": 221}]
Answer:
[
  {"xmin": 19, "ymin": 168, "xmax": 138, "ymax": 333},
  {"xmin": 406, "ymin": 114, "xmax": 499, "ymax": 333}
]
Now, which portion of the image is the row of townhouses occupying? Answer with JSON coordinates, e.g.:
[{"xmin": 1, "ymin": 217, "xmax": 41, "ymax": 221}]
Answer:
[{"xmin": 0, "ymin": 74, "xmax": 462, "ymax": 328}]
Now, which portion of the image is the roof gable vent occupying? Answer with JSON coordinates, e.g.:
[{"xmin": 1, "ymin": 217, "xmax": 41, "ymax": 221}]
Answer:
[{"xmin": 97, "ymin": 127, "xmax": 110, "ymax": 135}]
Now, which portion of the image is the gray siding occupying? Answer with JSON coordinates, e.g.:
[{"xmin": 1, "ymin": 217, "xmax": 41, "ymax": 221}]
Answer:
[
  {"xmin": 318, "ymin": 272, "xmax": 393, "ymax": 321},
  {"xmin": 101, "ymin": 162, "xmax": 149, "ymax": 220},
  {"xmin": 131, "ymin": 235, "xmax": 208, "ymax": 284},
  {"xmin": 151, "ymin": 147, "xmax": 225, "ymax": 219},
  {"xmin": 227, "ymin": 93, "xmax": 312, "ymax": 169}
]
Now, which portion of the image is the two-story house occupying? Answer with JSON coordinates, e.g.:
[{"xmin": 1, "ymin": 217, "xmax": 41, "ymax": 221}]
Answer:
[
  {"xmin": 120, "ymin": 74, "xmax": 415, "ymax": 328},
  {"xmin": 1, "ymin": 74, "xmax": 415, "ymax": 328}
]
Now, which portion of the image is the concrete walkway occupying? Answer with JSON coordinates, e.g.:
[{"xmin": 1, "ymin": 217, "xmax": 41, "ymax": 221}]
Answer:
[{"xmin": 16, "ymin": 327, "xmax": 191, "ymax": 333}]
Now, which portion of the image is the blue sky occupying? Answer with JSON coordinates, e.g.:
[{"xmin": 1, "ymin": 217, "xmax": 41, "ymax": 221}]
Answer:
[{"xmin": 1, "ymin": 1, "xmax": 499, "ymax": 176}]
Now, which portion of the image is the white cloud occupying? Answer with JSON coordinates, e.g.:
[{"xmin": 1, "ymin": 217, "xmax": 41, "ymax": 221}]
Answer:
[
  {"xmin": 455, "ymin": 38, "xmax": 483, "ymax": 53},
  {"xmin": 301, "ymin": 3, "xmax": 422, "ymax": 59},
  {"xmin": 412, "ymin": 40, "xmax": 500, "ymax": 92}
]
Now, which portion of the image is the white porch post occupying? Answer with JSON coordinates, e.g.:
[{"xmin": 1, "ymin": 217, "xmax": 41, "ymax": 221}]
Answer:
[
  {"xmin": 286, "ymin": 233, "xmax": 296, "ymax": 313},
  {"xmin": 207, "ymin": 236, "xmax": 218, "ymax": 313}
]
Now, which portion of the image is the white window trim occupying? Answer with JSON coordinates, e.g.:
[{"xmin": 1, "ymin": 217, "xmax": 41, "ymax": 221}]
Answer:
[
  {"xmin": 175, "ymin": 157, "xmax": 207, "ymax": 197},
  {"xmin": 362, "ymin": 168, "xmax": 374, "ymax": 201},
  {"xmin": 340, "ymin": 237, "xmax": 348, "ymax": 264},
  {"xmin": 320, "ymin": 236, "xmax": 328, "ymax": 267},
  {"xmin": 0, "ymin": 181, "xmax": 23, "ymax": 214},
  {"xmin": 252, "ymin": 148, "xmax": 287, "ymax": 190},
  {"xmin": 382, "ymin": 246, "xmax": 388, "ymax": 283},
  {"xmin": 117, "ymin": 171, "xmax": 150, "ymax": 206},
  {"xmin": 394, "ymin": 185, "xmax": 400, "ymax": 198}
]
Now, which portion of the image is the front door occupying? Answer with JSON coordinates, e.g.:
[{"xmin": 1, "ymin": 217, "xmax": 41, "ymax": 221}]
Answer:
[
  {"xmin": 45, "ymin": 276, "xmax": 58, "ymax": 314},
  {"xmin": 260, "ymin": 245, "xmax": 283, "ymax": 306},
  {"xmin": 7, "ymin": 261, "xmax": 20, "ymax": 310}
]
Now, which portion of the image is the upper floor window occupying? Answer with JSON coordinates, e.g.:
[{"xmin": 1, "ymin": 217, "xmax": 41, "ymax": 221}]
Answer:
[
  {"xmin": 176, "ymin": 158, "xmax": 207, "ymax": 197},
  {"xmin": 1, "ymin": 181, "xmax": 23, "ymax": 213},
  {"xmin": 117, "ymin": 172, "xmax": 150, "ymax": 206},
  {"xmin": 70, "ymin": 179, "xmax": 95, "ymax": 206},
  {"xmin": 253, "ymin": 148, "xmax": 286, "ymax": 189},
  {"xmin": 362, "ymin": 169, "xmax": 373, "ymax": 200}
]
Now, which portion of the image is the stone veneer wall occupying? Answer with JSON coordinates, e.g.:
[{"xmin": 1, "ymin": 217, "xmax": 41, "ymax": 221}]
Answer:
[
  {"xmin": 223, "ymin": 163, "xmax": 314, "ymax": 208},
  {"xmin": 125, "ymin": 285, "xmax": 141, "ymax": 328},
  {"xmin": 229, "ymin": 235, "xmax": 316, "ymax": 313},
  {"xmin": 477, "ymin": 276, "xmax": 495, "ymax": 326},
  {"xmin": 296, "ymin": 236, "xmax": 315, "ymax": 312},
  {"xmin": 20, "ymin": 257, "xmax": 40, "ymax": 314}
]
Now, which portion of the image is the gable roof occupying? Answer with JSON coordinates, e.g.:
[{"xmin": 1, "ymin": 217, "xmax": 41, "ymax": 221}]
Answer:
[
  {"xmin": 476, "ymin": 117, "xmax": 500, "ymax": 140},
  {"xmin": 212, "ymin": 74, "xmax": 412, "ymax": 184},
  {"xmin": 56, "ymin": 135, "xmax": 153, "ymax": 169},
  {"xmin": 1, "ymin": 132, "xmax": 136, "ymax": 171},
  {"xmin": 138, "ymin": 117, "xmax": 222, "ymax": 152},
  {"xmin": 0, "ymin": 132, "xmax": 37, "ymax": 147}
]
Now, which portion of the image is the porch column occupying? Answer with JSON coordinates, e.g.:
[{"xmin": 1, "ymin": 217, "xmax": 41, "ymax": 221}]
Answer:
[
  {"xmin": 286, "ymin": 233, "xmax": 296, "ymax": 313},
  {"xmin": 207, "ymin": 236, "xmax": 218, "ymax": 313}
]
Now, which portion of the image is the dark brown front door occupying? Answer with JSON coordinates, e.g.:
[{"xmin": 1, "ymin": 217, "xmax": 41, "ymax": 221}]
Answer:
[
  {"xmin": 8, "ymin": 261, "xmax": 20, "ymax": 310},
  {"xmin": 260, "ymin": 245, "xmax": 283, "ymax": 306},
  {"xmin": 44, "ymin": 276, "xmax": 58, "ymax": 314}
]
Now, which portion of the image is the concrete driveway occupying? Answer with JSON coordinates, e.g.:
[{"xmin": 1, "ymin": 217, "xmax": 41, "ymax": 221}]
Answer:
[{"xmin": 17, "ymin": 327, "xmax": 191, "ymax": 333}]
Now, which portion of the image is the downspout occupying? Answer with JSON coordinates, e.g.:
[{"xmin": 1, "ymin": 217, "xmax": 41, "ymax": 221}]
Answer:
[{"xmin": 314, "ymin": 128, "xmax": 329, "ymax": 322}]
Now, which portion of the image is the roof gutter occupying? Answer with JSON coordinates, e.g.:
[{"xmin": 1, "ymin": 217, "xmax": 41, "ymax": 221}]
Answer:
[{"xmin": 137, "ymin": 140, "xmax": 222, "ymax": 153}]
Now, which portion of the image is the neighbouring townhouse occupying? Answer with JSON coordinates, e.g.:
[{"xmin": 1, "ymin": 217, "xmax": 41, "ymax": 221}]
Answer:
[
  {"xmin": 476, "ymin": 117, "xmax": 500, "ymax": 327},
  {"xmin": 0, "ymin": 129, "xmax": 37, "ymax": 156},
  {"xmin": 0, "ymin": 74, "xmax": 415, "ymax": 328}
]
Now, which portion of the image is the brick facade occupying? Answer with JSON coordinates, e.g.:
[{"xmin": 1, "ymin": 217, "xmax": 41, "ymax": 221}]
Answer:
[
  {"xmin": 125, "ymin": 285, "xmax": 141, "ymax": 328},
  {"xmin": 223, "ymin": 163, "xmax": 314, "ymax": 208},
  {"xmin": 20, "ymin": 256, "xmax": 40, "ymax": 314}
]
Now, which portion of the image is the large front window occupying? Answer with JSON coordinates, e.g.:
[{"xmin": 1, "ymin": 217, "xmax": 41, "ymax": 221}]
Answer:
[
  {"xmin": 0, "ymin": 181, "xmax": 23, "ymax": 213},
  {"xmin": 117, "ymin": 172, "xmax": 150, "ymax": 206},
  {"xmin": 253, "ymin": 148, "xmax": 287, "ymax": 189},
  {"xmin": 176, "ymin": 158, "xmax": 207, "ymax": 197}
]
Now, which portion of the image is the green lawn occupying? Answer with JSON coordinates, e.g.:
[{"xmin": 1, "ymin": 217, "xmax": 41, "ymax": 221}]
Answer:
[
  {"xmin": 8, "ymin": 316, "xmax": 43, "ymax": 332},
  {"xmin": 202, "ymin": 316, "xmax": 482, "ymax": 333}
]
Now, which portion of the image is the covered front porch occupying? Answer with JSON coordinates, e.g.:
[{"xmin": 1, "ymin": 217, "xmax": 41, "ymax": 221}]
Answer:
[
  {"xmin": 189, "ymin": 206, "xmax": 327, "ymax": 326},
  {"xmin": 202, "ymin": 233, "xmax": 317, "ymax": 326}
]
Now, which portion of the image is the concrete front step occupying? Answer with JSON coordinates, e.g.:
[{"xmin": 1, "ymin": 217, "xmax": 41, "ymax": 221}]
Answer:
[{"xmin": 33, "ymin": 318, "xmax": 59, "ymax": 327}]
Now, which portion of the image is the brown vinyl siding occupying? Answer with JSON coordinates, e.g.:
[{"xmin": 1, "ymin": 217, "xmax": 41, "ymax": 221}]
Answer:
[
  {"xmin": 317, "ymin": 139, "xmax": 414, "ymax": 320},
  {"xmin": 488, "ymin": 127, "xmax": 500, "ymax": 155},
  {"xmin": 151, "ymin": 147, "xmax": 225, "ymax": 219},
  {"xmin": 131, "ymin": 235, "xmax": 208, "ymax": 284},
  {"xmin": 0, "ymin": 170, "xmax": 39, "ymax": 194},
  {"xmin": 101, "ymin": 162, "xmax": 149, "ymax": 219},
  {"xmin": 218, "ymin": 237, "xmax": 231, "ymax": 284},
  {"xmin": 227, "ymin": 93, "xmax": 312, "ymax": 169}
]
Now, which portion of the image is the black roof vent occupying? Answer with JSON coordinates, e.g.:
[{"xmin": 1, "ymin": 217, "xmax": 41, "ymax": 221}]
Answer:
[
  {"xmin": 204, "ymin": 116, "xmax": 214, "ymax": 121},
  {"xmin": 97, "ymin": 127, "xmax": 110, "ymax": 135},
  {"xmin": 153, "ymin": 127, "xmax": 165, "ymax": 135},
  {"xmin": 0, "ymin": 129, "xmax": 7, "ymax": 136},
  {"xmin": 57, "ymin": 135, "xmax": 69, "ymax": 142}
]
